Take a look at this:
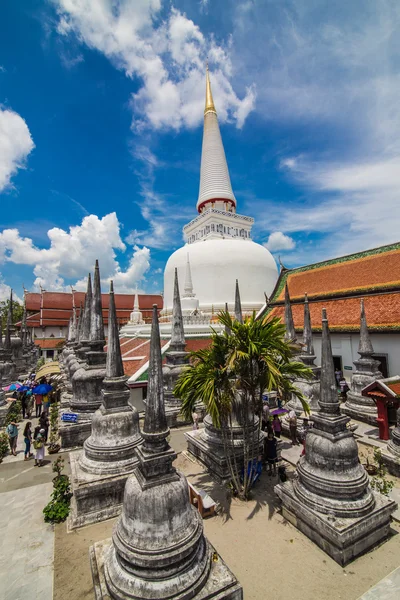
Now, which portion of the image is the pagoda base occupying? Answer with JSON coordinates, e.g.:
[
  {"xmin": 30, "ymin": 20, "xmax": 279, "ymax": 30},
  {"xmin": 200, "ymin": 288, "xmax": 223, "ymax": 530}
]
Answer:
[
  {"xmin": 185, "ymin": 429, "xmax": 263, "ymax": 484},
  {"xmin": 90, "ymin": 538, "xmax": 243, "ymax": 600},
  {"xmin": 67, "ymin": 450, "xmax": 138, "ymax": 530},
  {"xmin": 341, "ymin": 401, "xmax": 377, "ymax": 425},
  {"xmin": 380, "ymin": 448, "xmax": 400, "ymax": 478},
  {"xmin": 275, "ymin": 480, "xmax": 397, "ymax": 566},
  {"xmin": 59, "ymin": 413, "xmax": 93, "ymax": 449}
]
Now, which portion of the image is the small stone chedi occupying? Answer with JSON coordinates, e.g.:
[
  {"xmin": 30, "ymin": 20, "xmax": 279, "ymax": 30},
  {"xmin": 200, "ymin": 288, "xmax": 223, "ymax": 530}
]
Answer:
[
  {"xmin": 163, "ymin": 268, "xmax": 191, "ymax": 427},
  {"xmin": 129, "ymin": 292, "xmax": 144, "ymax": 326},
  {"xmin": 60, "ymin": 261, "xmax": 107, "ymax": 449},
  {"xmin": 90, "ymin": 305, "xmax": 243, "ymax": 599},
  {"xmin": 275, "ymin": 308, "xmax": 397, "ymax": 566},
  {"xmin": 68, "ymin": 281, "xmax": 142, "ymax": 529},
  {"xmin": 342, "ymin": 299, "xmax": 382, "ymax": 424},
  {"xmin": 185, "ymin": 280, "xmax": 263, "ymax": 482}
]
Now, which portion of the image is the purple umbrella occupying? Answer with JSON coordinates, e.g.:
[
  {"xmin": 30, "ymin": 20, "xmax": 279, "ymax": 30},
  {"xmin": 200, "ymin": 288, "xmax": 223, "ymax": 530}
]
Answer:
[{"xmin": 271, "ymin": 407, "xmax": 288, "ymax": 416}]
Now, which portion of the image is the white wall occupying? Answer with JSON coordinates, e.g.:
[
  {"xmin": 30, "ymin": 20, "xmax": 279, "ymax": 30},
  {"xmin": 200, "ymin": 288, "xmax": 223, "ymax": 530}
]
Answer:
[{"xmin": 312, "ymin": 332, "xmax": 400, "ymax": 379}]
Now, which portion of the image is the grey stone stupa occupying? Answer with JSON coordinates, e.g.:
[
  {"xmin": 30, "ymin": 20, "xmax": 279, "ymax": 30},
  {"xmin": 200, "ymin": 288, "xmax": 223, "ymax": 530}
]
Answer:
[
  {"xmin": 275, "ymin": 308, "xmax": 397, "ymax": 566},
  {"xmin": 185, "ymin": 281, "xmax": 263, "ymax": 482},
  {"xmin": 294, "ymin": 293, "xmax": 320, "ymax": 412},
  {"xmin": 60, "ymin": 262, "xmax": 107, "ymax": 448},
  {"xmin": 163, "ymin": 268, "xmax": 191, "ymax": 427},
  {"xmin": 90, "ymin": 305, "xmax": 243, "ymax": 600},
  {"xmin": 342, "ymin": 299, "xmax": 382, "ymax": 424},
  {"xmin": 386, "ymin": 400, "xmax": 400, "ymax": 477},
  {"xmin": 68, "ymin": 281, "xmax": 142, "ymax": 529}
]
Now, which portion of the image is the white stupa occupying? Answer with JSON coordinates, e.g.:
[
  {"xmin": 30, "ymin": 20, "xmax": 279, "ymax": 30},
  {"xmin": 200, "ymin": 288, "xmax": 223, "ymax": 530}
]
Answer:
[{"xmin": 163, "ymin": 66, "xmax": 278, "ymax": 317}]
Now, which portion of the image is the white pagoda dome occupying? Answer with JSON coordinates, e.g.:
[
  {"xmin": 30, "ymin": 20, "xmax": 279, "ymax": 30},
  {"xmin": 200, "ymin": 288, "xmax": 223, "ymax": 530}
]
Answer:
[{"xmin": 163, "ymin": 67, "xmax": 278, "ymax": 317}]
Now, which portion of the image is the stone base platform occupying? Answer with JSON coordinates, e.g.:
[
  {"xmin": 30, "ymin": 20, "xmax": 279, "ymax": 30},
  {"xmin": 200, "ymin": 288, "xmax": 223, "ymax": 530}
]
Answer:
[
  {"xmin": 275, "ymin": 481, "xmax": 397, "ymax": 566},
  {"xmin": 185, "ymin": 429, "xmax": 264, "ymax": 484},
  {"xmin": 165, "ymin": 406, "xmax": 191, "ymax": 429},
  {"xmin": 90, "ymin": 538, "xmax": 243, "ymax": 600},
  {"xmin": 381, "ymin": 449, "xmax": 400, "ymax": 478},
  {"xmin": 59, "ymin": 416, "xmax": 92, "ymax": 449},
  {"xmin": 341, "ymin": 403, "xmax": 377, "ymax": 426},
  {"xmin": 68, "ymin": 450, "xmax": 138, "ymax": 530}
]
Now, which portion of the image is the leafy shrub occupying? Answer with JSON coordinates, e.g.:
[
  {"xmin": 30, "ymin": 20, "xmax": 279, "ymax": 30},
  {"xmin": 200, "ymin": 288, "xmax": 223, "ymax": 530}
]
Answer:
[
  {"xmin": 370, "ymin": 448, "xmax": 395, "ymax": 496},
  {"xmin": 5, "ymin": 400, "xmax": 22, "ymax": 425},
  {"xmin": 36, "ymin": 357, "xmax": 45, "ymax": 370},
  {"xmin": 43, "ymin": 458, "xmax": 73, "ymax": 523},
  {"xmin": 0, "ymin": 432, "xmax": 9, "ymax": 460}
]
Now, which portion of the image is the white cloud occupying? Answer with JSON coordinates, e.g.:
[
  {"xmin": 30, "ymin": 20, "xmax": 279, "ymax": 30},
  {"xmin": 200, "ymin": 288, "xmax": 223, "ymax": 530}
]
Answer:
[
  {"xmin": 264, "ymin": 231, "xmax": 296, "ymax": 252},
  {"xmin": 53, "ymin": 0, "xmax": 255, "ymax": 131},
  {"xmin": 0, "ymin": 276, "xmax": 22, "ymax": 304},
  {"xmin": 0, "ymin": 212, "xmax": 151, "ymax": 293},
  {"xmin": 0, "ymin": 108, "xmax": 35, "ymax": 192}
]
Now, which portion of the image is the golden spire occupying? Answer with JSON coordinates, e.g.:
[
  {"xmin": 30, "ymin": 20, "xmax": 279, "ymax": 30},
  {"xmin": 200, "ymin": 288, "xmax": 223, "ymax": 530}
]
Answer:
[{"xmin": 205, "ymin": 63, "xmax": 216, "ymax": 114}]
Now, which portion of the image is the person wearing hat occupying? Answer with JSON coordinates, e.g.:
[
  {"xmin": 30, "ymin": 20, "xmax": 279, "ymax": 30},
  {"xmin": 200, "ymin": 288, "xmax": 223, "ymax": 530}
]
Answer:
[
  {"xmin": 33, "ymin": 429, "xmax": 45, "ymax": 466},
  {"xmin": 6, "ymin": 421, "xmax": 19, "ymax": 456}
]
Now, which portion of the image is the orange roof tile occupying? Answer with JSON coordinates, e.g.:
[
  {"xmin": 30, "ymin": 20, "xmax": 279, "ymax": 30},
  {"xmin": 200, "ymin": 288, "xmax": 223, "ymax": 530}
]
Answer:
[
  {"xmin": 272, "ymin": 243, "xmax": 400, "ymax": 303},
  {"xmin": 269, "ymin": 293, "xmax": 400, "ymax": 332},
  {"xmin": 34, "ymin": 338, "xmax": 65, "ymax": 349}
]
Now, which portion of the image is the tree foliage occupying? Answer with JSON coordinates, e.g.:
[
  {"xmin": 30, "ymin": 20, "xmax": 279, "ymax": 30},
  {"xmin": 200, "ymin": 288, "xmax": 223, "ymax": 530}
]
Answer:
[
  {"xmin": 0, "ymin": 298, "xmax": 24, "ymax": 329},
  {"xmin": 175, "ymin": 310, "xmax": 314, "ymax": 499}
]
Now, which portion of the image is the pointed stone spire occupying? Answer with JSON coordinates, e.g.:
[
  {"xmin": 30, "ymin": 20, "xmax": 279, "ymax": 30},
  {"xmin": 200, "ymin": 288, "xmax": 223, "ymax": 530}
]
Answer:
[
  {"xmin": 0, "ymin": 322, "xmax": 2, "ymax": 347},
  {"xmin": 318, "ymin": 308, "xmax": 340, "ymax": 414},
  {"xmin": 224, "ymin": 301, "xmax": 231, "ymax": 336},
  {"xmin": 184, "ymin": 253, "xmax": 195, "ymax": 297},
  {"xmin": 106, "ymin": 281, "xmax": 124, "ymax": 379},
  {"xmin": 81, "ymin": 273, "xmax": 92, "ymax": 342},
  {"xmin": 142, "ymin": 305, "xmax": 169, "ymax": 448},
  {"xmin": 303, "ymin": 293, "xmax": 314, "ymax": 355},
  {"xmin": 197, "ymin": 66, "xmax": 237, "ymax": 213},
  {"xmin": 359, "ymin": 299, "xmax": 374, "ymax": 356},
  {"xmin": 90, "ymin": 260, "xmax": 105, "ymax": 344},
  {"xmin": 170, "ymin": 268, "xmax": 185, "ymax": 352},
  {"xmin": 77, "ymin": 301, "xmax": 84, "ymax": 341},
  {"xmin": 234, "ymin": 279, "xmax": 243, "ymax": 323},
  {"xmin": 66, "ymin": 318, "xmax": 71, "ymax": 343},
  {"xmin": 70, "ymin": 306, "xmax": 77, "ymax": 342},
  {"xmin": 4, "ymin": 292, "xmax": 12, "ymax": 349},
  {"xmin": 284, "ymin": 283, "xmax": 296, "ymax": 342}
]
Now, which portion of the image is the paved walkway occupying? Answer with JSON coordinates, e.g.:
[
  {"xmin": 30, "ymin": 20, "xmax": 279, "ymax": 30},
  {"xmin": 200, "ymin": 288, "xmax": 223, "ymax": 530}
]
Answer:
[
  {"xmin": 0, "ymin": 482, "xmax": 54, "ymax": 600},
  {"xmin": 358, "ymin": 566, "xmax": 400, "ymax": 599}
]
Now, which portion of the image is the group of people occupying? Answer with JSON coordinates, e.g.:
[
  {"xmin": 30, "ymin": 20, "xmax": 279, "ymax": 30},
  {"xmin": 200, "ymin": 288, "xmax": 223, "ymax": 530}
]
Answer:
[
  {"xmin": 5, "ymin": 372, "xmax": 54, "ymax": 465},
  {"xmin": 261, "ymin": 401, "xmax": 313, "ymax": 477}
]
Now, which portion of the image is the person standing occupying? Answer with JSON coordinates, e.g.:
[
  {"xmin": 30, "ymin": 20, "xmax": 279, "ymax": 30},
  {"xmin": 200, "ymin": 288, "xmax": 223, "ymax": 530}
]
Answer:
[
  {"xmin": 35, "ymin": 394, "xmax": 43, "ymax": 417},
  {"xmin": 272, "ymin": 414, "xmax": 282, "ymax": 438},
  {"xmin": 6, "ymin": 421, "xmax": 19, "ymax": 456},
  {"xmin": 34, "ymin": 429, "xmax": 45, "ymax": 467},
  {"xmin": 39, "ymin": 411, "xmax": 50, "ymax": 443},
  {"xmin": 264, "ymin": 431, "xmax": 278, "ymax": 476},
  {"xmin": 23, "ymin": 422, "xmax": 33, "ymax": 460},
  {"xmin": 288, "ymin": 409, "xmax": 298, "ymax": 445},
  {"xmin": 335, "ymin": 368, "xmax": 342, "ymax": 387},
  {"xmin": 21, "ymin": 392, "xmax": 27, "ymax": 419},
  {"xmin": 192, "ymin": 411, "xmax": 199, "ymax": 430}
]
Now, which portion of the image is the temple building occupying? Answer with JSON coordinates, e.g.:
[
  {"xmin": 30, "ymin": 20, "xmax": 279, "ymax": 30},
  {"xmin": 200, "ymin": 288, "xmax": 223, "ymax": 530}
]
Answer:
[{"xmin": 266, "ymin": 242, "xmax": 400, "ymax": 379}]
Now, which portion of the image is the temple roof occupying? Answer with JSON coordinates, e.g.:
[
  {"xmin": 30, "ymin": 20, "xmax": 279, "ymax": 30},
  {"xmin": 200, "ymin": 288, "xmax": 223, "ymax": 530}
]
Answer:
[{"xmin": 267, "ymin": 242, "xmax": 400, "ymax": 332}]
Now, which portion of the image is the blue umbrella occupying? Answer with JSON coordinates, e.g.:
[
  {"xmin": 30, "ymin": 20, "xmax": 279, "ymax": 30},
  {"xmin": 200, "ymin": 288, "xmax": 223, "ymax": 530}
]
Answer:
[
  {"xmin": 33, "ymin": 383, "xmax": 53, "ymax": 395},
  {"xmin": 19, "ymin": 385, "xmax": 31, "ymax": 392}
]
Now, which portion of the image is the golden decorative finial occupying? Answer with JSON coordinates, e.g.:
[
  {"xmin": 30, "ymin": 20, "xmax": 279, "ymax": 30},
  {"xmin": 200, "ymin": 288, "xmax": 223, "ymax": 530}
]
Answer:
[{"xmin": 205, "ymin": 63, "xmax": 216, "ymax": 114}]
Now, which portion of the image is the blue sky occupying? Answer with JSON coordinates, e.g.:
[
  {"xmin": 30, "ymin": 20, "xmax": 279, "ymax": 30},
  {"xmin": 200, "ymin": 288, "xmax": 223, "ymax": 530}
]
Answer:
[{"xmin": 1, "ymin": 0, "xmax": 400, "ymax": 301}]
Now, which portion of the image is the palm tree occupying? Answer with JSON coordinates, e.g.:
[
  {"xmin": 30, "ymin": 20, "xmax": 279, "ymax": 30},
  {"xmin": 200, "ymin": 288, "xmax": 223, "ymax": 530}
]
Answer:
[{"xmin": 175, "ymin": 311, "xmax": 314, "ymax": 498}]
